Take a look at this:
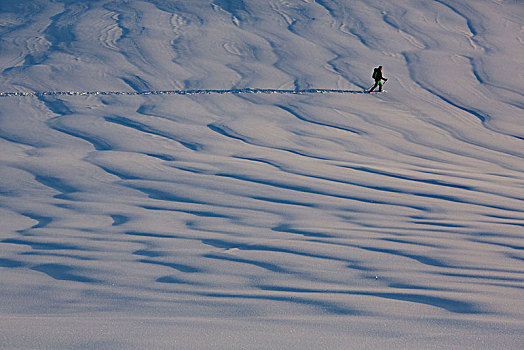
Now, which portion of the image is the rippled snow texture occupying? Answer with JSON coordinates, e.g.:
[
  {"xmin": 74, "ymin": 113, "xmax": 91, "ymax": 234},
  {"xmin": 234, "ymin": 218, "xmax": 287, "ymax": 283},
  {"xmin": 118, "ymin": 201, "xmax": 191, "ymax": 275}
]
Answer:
[{"xmin": 1, "ymin": 0, "xmax": 523, "ymax": 348}]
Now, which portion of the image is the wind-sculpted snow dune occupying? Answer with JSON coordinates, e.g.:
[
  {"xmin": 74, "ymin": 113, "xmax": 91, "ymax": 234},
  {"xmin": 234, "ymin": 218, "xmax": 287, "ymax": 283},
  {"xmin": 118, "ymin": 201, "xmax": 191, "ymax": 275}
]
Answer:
[{"xmin": 0, "ymin": 0, "xmax": 523, "ymax": 348}]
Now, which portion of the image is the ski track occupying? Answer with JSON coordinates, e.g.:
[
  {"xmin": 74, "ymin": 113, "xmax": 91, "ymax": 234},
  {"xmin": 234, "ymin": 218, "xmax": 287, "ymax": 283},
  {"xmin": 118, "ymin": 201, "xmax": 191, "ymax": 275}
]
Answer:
[
  {"xmin": 0, "ymin": 0, "xmax": 523, "ymax": 348},
  {"xmin": 0, "ymin": 88, "xmax": 368, "ymax": 97}
]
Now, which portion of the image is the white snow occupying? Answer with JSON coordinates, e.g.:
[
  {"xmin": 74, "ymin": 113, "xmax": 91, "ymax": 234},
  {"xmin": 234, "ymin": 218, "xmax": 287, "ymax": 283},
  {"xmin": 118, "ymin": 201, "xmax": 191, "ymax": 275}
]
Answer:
[{"xmin": 0, "ymin": 0, "xmax": 523, "ymax": 348}]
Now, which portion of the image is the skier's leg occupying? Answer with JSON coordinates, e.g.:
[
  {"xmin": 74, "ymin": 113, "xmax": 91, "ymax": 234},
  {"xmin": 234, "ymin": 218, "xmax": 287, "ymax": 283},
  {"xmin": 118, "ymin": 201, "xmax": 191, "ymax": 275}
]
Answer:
[
  {"xmin": 369, "ymin": 82, "xmax": 378, "ymax": 93},
  {"xmin": 378, "ymin": 80, "xmax": 383, "ymax": 92}
]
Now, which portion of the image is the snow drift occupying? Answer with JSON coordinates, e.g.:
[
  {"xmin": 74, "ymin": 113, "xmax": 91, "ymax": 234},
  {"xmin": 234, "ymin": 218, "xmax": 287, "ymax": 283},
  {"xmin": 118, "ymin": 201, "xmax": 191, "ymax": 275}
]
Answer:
[{"xmin": 0, "ymin": 0, "xmax": 523, "ymax": 348}]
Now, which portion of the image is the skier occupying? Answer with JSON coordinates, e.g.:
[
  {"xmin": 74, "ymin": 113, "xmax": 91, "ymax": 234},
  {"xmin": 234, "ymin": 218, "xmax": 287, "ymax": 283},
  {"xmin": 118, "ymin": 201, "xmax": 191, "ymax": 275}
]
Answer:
[{"xmin": 369, "ymin": 66, "xmax": 387, "ymax": 93}]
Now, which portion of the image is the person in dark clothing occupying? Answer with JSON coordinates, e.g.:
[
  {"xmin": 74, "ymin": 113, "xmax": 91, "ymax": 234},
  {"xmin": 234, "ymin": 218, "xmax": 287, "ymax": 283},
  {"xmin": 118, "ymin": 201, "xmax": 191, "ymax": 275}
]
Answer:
[{"xmin": 369, "ymin": 66, "xmax": 387, "ymax": 92}]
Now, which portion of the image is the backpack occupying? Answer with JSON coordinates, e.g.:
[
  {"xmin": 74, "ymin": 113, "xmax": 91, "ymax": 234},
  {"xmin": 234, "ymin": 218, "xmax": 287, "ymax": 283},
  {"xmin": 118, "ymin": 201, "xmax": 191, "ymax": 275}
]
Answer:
[{"xmin": 372, "ymin": 68, "xmax": 378, "ymax": 79}]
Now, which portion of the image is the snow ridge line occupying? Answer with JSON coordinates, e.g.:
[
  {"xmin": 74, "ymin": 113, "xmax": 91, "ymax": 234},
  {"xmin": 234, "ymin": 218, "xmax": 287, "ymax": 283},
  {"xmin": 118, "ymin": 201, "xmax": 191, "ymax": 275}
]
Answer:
[{"xmin": 0, "ymin": 88, "xmax": 366, "ymax": 98}]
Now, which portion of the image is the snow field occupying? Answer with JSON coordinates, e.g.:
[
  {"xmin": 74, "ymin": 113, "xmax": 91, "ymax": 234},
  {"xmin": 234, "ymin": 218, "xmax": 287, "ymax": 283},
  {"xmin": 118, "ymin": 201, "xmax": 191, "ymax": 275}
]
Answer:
[{"xmin": 0, "ymin": 0, "xmax": 523, "ymax": 348}]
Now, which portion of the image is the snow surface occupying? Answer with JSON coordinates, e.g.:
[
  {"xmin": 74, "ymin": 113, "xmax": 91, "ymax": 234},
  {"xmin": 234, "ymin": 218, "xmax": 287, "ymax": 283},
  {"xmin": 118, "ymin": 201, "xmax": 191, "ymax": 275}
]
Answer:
[{"xmin": 1, "ymin": 0, "xmax": 523, "ymax": 348}]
